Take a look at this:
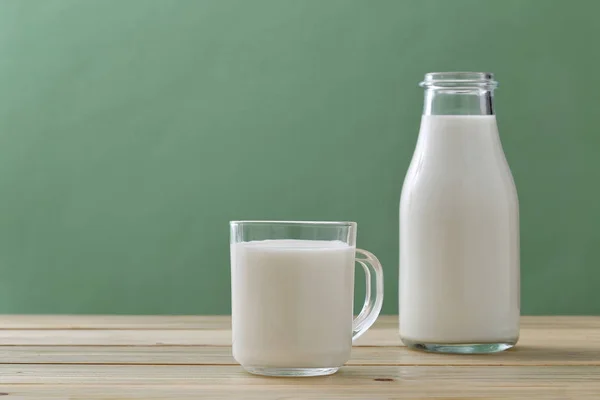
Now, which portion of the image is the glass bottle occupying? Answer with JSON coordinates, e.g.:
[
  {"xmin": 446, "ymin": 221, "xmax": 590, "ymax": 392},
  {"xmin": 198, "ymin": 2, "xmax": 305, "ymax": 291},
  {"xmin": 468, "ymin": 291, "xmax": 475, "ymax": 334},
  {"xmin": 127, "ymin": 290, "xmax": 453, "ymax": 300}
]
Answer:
[{"xmin": 399, "ymin": 72, "xmax": 520, "ymax": 353}]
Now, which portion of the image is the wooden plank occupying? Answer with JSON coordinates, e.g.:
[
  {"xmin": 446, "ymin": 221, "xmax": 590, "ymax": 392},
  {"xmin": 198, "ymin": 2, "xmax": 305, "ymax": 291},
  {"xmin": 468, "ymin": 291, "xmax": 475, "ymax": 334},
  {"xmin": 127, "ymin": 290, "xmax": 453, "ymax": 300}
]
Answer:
[
  {"xmin": 0, "ymin": 326, "xmax": 599, "ymax": 347},
  {"xmin": 1, "ymin": 364, "xmax": 598, "ymax": 384},
  {"xmin": 0, "ymin": 315, "xmax": 230, "ymax": 330},
  {"xmin": 0, "ymin": 343, "xmax": 599, "ymax": 366},
  {"xmin": 2, "ymin": 315, "xmax": 599, "ymax": 330},
  {"xmin": 0, "ymin": 328, "xmax": 383, "ymax": 346},
  {"xmin": 0, "ymin": 330, "xmax": 231, "ymax": 346},
  {"xmin": 0, "ymin": 384, "xmax": 597, "ymax": 400},
  {"xmin": 0, "ymin": 346, "xmax": 233, "ymax": 365},
  {"xmin": 0, "ymin": 365, "xmax": 598, "ymax": 400}
]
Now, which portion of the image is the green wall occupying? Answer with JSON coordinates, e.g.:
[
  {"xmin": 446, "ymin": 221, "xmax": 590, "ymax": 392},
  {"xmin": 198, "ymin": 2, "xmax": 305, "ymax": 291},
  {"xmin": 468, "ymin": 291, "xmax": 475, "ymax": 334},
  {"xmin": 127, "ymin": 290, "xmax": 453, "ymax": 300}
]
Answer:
[{"xmin": 0, "ymin": 0, "xmax": 598, "ymax": 315}]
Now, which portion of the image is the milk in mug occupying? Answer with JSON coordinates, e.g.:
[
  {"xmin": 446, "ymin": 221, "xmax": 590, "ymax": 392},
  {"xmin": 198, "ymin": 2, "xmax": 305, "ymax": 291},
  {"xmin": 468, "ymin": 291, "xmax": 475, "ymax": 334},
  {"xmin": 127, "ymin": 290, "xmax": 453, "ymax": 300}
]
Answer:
[{"xmin": 231, "ymin": 239, "xmax": 355, "ymax": 368}]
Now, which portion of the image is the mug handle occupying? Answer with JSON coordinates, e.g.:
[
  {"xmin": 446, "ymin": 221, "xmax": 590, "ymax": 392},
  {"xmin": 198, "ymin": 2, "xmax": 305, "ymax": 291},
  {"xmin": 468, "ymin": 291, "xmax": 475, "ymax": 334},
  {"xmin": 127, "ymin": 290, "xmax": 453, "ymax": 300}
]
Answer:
[{"xmin": 352, "ymin": 248, "xmax": 384, "ymax": 342}]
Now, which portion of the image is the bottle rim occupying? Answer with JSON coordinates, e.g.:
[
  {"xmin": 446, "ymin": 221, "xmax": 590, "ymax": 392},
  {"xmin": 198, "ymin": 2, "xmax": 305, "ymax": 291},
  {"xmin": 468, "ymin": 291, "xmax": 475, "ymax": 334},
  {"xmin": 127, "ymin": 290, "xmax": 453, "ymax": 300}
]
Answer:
[{"xmin": 420, "ymin": 72, "xmax": 498, "ymax": 89}]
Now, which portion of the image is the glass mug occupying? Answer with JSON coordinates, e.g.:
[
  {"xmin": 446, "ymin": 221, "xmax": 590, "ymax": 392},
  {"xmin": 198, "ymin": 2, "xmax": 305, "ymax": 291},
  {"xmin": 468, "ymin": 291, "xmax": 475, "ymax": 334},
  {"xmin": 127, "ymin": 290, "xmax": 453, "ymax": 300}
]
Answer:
[{"xmin": 230, "ymin": 221, "xmax": 384, "ymax": 377}]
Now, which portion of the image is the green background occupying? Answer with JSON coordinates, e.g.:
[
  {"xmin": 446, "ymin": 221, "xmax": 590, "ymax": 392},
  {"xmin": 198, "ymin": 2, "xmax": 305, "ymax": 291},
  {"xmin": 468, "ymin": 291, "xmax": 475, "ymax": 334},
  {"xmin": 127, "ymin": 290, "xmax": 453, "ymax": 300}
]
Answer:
[{"xmin": 0, "ymin": 0, "xmax": 598, "ymax": 315}]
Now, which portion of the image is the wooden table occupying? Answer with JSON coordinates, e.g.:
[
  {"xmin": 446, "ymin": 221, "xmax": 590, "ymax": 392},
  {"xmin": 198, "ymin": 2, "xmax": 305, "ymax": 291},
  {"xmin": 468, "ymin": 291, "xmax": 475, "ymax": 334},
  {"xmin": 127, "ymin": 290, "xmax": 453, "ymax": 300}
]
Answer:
[{"xmin": 0, "ymin": 315, "xmax": 598, "ymax": 399}]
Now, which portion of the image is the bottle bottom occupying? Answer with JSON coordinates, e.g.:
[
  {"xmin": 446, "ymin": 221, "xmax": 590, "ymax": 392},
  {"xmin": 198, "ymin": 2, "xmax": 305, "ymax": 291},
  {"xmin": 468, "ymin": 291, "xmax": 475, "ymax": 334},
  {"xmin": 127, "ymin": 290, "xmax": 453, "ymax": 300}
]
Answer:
[
  {"xmin": 243, "ymin": 366, "xmax": 340, "ymax": 377},
  {"xmin": 402, "ymin": 338, "xmax": 517, "ymax": 354}
]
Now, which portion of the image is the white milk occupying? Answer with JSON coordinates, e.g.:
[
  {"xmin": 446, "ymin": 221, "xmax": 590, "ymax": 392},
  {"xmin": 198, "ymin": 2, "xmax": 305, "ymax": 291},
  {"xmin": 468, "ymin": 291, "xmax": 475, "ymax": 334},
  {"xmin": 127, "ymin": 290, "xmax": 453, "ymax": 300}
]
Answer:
[
  {"xmin": 400, "ymin": 115, "xmax": 520, "ymax": 344},
  {"xmin": 231, "ymin": 239, "xmax": 355, "ymax": 368}
]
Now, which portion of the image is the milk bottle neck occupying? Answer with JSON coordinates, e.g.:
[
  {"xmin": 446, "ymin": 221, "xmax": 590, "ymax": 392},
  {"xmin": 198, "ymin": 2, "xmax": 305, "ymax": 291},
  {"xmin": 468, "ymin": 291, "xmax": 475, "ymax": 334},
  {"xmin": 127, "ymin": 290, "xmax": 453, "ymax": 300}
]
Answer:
[{"xmin": 421, "ymin": 72, "xmax": 497, "ymax": 116}]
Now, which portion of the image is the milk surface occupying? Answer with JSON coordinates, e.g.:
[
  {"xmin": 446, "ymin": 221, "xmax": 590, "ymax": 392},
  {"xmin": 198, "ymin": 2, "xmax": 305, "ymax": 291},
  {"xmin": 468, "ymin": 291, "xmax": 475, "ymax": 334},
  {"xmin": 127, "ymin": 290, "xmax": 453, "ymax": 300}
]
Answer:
[
  {"xmin": 231, "ymin": 239, "xmax": 355, "ymax": 368},
  {"xmin": 400, "ymin": 115, "xmax": 520, "ymax": 343}
]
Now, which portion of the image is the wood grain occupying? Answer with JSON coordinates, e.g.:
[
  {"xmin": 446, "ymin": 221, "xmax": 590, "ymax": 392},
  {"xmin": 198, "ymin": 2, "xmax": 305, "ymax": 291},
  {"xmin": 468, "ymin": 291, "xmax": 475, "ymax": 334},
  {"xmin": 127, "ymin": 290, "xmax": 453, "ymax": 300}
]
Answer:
[
  {"xmin": 0, "ymin": 364, "xmax": 598, "ymax": 385},
  {"xmin": 0, "ymin": 329, "xmax": 231, "ymax": 346},
  {"xmin": 0, "ymin": 315, "xmax": 228, "ymax": 330},
  {"xmin": 1, "ymin": 344, "xmax": 599, "ymax": 366},
  {"xmin": 1, "ymin": 325, "xmax": 599, "ymax": 348},
  {"xmin": 0, "ymin": 316, "xmax": 598, "ymax": 399},
  {"xmin": 1, "ymin": 315, "xmax": 599, "ymax": 330},
  {"xmin": 0, "ymin": 365, "xmax": 598, "ymax": 399},
  {"xmin": 0, "ymin": 384, "xmax": 597, "ymax": 400}
]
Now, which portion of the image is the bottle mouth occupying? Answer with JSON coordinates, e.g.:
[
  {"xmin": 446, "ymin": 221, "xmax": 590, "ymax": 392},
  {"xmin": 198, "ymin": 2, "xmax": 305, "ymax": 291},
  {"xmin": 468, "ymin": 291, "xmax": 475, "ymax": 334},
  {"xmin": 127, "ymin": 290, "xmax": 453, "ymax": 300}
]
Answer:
[{"xmin": 420, "ymin": 72, "xmax": 498, "ymax": 89}]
